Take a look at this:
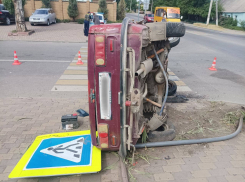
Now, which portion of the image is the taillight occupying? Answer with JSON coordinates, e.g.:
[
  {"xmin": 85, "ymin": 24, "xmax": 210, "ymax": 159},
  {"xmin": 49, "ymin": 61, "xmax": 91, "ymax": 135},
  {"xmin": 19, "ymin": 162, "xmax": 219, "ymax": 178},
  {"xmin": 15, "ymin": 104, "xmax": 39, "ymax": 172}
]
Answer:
[
  {"xmin": 95, "ymin": 35, "xmax": 105, "ymax": 66},
  {"xmin": 100, "ymin": 22, "xmax": 104, "ymax": 24},
  {"xmin": 98, "ymin": 123, "xmax": 109, "ymax": 148},
  {"xmin": 109, "ymin": 39, "xmax": 114, "ymax": 52},
  {"xmin": 0, "ymin": 12, "xmax": 2, "ymax": 14}
]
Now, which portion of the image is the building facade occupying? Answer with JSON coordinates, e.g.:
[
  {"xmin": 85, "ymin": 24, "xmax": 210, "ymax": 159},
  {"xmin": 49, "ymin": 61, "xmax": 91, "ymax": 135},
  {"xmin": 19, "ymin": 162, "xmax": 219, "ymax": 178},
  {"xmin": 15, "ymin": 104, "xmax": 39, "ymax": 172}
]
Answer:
[{"xmin": 221, "ymin": 0, "xmax": 245, "ymax": 27}]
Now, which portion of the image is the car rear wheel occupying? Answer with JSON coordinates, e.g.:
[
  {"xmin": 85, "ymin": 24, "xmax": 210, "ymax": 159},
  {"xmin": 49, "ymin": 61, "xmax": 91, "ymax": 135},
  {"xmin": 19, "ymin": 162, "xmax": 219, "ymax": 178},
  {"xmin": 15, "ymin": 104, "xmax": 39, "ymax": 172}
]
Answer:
[
  {"xmin": 169, "ymin": 37, "xmax": 181, "ymax": 48},
  {"xmin": 31, "ymin": 23, "xmax": 34, "ymax": 26},
  {"xmin": 47, "ymin": 20, "xmax": 50, "ymax": 26},
  {"xmin": 5, "ymin": 17, "xmax": 10, "ymax": 25}
]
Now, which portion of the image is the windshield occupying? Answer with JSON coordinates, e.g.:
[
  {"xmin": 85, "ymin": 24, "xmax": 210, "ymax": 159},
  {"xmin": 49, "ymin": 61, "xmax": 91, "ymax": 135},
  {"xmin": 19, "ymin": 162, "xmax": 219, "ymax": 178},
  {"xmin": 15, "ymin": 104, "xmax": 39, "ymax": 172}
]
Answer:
[
  {"xmin": 167, "ymin": 8, "xmax": 180, "ymax": 19},
  {"xmin": 34, "ymin": 10, "xmax": 48, "ymax": 15},
  {"xmin": 147, "ymin": 14, "xmax": 154, "ymax": 17}
]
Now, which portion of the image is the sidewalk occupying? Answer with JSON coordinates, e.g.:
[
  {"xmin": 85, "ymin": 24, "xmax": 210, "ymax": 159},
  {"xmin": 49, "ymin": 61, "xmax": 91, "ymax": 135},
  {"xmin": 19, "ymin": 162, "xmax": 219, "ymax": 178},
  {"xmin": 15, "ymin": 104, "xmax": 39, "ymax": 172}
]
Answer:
[
  {"xmin": 0, "ymin": 97, "xmax": 123, "ymax": 182},
  {"xmin": 185, "ymin": 23, "xmax": 245, "ymax": 36},
  {"xmin": 0, "ymin": 23, "xmax": 88, "ymax": 42}
]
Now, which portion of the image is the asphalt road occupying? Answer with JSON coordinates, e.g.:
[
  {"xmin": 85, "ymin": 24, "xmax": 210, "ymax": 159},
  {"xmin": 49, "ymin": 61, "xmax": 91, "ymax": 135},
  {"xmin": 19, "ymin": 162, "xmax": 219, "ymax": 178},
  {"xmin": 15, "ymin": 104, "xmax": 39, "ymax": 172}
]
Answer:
[
  {"xmin": 126, "ymin": 13, "xmax": 144, "ymax": 21},
  {"xmin": 0, "ymin": 41, "xmax": 84, "ymax": 61},
  {"xmin": 169, "ymin": 24, "xmax": 245, "ymax": 104},
  {"xmin": 0, "ymin": 41, "xmax": 87, "ymax": 98}
]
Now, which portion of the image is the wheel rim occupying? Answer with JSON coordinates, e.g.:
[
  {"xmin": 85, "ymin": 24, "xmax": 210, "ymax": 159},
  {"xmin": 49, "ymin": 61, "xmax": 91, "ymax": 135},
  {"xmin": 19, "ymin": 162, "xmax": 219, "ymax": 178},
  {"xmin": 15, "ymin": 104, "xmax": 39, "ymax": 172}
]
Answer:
[
  {"xmin": 47, "ymin": 21, "xmax": 49, "ymax": 25},
  {"xmin": 6, "ymin": 18, "xmax": 10, "ymax": 25}
]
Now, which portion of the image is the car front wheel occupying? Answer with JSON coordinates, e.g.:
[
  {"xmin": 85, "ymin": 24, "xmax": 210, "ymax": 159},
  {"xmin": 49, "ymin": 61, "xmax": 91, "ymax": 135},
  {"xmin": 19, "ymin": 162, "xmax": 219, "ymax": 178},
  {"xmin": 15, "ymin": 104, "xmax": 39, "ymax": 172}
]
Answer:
[
  {"xmin": 5, "ymin": 17, "xmax": 10, "ymax": 25},
  {"xmin": 47, "ymin": 20, "xmax": 50, "ymax": 26}
]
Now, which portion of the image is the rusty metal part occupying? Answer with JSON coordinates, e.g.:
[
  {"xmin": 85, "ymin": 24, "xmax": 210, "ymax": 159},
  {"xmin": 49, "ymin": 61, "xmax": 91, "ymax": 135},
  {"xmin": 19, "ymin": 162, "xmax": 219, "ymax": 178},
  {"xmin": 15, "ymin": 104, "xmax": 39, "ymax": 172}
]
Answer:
[
  {"xmin": 135, "ymin": 58, "xmax": 153, "ymax": 78},
  {"xmin": 131, "ymin": 88, "xmax": 141, "ymax": 113},
  {"xmin": 147, "ymin": 48, "xmax": 164, "ymax": 59},
  {"xmin": 144, "ymin": 97, "xmax": 161, "ymax": 108},
  {"xmin": 143, "ymin": 103, "xmax": 157, "ymax": 112},
  {"xmin": 146, "ymin": 22, "xmax": 167, "ymax": 41},
  {"xmin": 148, "ymin": 113, "xmax": 168, "ymax": 131},
  {"xmin": 127, "ymin": 47, "xmax": 136, "ymax": 93}
]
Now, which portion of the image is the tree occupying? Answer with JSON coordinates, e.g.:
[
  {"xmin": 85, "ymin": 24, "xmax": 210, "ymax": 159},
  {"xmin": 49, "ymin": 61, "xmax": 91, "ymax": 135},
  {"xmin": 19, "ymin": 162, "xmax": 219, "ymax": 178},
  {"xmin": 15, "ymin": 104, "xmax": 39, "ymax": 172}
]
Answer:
[
  {"xmin": 67, "ymin": 0, "xmax": 78, "ymax": 21},
  {"xmin": 117, "ymin": 0, "xmax": 125, "ymax": 20},
  {"xmin": 42, "ymin": 0, "xmax": 51, "ymax": 8},
  {"xmin": 3, "ymin": 0, "xmax": 26, "ymax": 15},
  {"xmin": 13, "ymin": 0, "xmax": 27, "ymax": 32},
  {"xmin": 125, "ymin": 0, "xmax": 137, "ymax": 12},
  {"xmin": 98, "ymin": 0, "xmax": 108, "ymax": 19}
]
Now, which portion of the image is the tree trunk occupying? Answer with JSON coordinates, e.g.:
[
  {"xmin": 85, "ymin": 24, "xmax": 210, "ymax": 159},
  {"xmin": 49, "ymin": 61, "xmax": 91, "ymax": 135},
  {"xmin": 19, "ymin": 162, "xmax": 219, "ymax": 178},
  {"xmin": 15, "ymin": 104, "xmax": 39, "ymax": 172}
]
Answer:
[{"xmin": 14, "ymin": 0, "xmax": 27, "ymax": 32}]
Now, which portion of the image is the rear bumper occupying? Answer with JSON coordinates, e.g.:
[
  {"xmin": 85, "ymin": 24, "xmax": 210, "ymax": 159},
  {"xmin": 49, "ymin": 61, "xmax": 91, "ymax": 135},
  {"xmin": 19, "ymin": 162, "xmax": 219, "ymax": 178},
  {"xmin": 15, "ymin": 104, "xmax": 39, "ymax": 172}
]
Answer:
[
  {"xmin": 29, "ymin": 20, "xmax": 48, "ymax": 24},
  {"xmin": 0, "ymin": 15, "xmax": 6, "ymax": 22}
]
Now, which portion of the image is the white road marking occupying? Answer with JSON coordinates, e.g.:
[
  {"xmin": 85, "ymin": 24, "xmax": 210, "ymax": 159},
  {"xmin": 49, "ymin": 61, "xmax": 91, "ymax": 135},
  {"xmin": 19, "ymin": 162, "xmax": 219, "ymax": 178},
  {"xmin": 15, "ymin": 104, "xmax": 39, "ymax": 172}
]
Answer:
[
  {"xmin": 40, "ymin": 137, "xmax": 85, "ymax": 163},
  {"xmin": 0, "ymin": 60, "xmax": 71, "ymax": 63},
  {"xmin": 67, "ymin": 66, "xmax": 87, "ymax": 70},
  {"xmin": 51, "ymin": 86, "xmax": 88, "ymax": 91},
  {"xmin": 59, "ymin": 75, "xmax": 88, "ymax": 80}
]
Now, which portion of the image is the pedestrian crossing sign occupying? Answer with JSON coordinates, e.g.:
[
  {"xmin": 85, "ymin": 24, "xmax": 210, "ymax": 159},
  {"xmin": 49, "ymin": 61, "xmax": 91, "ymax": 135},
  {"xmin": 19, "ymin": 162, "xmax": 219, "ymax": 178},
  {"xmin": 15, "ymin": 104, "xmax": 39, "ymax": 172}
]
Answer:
[{"xmin": 9, "ymin": 130, "xmax": 101, "ymax": 179}]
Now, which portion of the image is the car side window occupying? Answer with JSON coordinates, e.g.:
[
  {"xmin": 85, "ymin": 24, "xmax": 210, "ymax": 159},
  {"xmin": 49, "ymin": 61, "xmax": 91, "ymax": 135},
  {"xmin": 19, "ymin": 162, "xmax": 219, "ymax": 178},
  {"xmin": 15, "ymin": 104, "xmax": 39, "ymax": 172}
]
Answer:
[{"xmin": 2, "ymin": 5, "xmax": 6, "ymax": 10}]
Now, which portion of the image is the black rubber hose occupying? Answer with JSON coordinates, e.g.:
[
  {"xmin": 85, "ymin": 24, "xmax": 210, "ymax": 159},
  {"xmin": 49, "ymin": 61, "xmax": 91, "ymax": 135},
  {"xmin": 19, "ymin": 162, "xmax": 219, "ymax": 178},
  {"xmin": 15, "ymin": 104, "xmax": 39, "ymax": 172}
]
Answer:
[{"xmin": 135, "ymin": 115, "xmax": 244, "ymax": 149}]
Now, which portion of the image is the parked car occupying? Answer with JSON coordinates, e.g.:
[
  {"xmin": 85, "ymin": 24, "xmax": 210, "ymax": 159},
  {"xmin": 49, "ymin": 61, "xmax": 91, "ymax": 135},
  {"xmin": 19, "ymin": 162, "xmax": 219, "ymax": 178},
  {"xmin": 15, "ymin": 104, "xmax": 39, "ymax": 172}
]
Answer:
[
  {"xmin": 29, "ymin": 8, "xmax": 56, "ymax": 26},
  {"xmin": 0, "ymin": 4, "xmax": 15, "ymax": 25},
  {"xmin": 96, "ymin": 13, "xmax": 105, "ymax": 24},
  {"xmin": 144, "ymin": 14, "xmax": 154, "ymax": 23}
]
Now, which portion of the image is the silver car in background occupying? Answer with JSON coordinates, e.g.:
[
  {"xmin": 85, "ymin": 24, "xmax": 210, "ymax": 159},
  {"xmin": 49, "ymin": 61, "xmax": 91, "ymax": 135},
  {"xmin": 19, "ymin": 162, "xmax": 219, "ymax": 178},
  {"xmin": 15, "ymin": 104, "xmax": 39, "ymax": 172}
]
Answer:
[{"xmin": 29, "ymin": 8, "xmax": 56, "ymax": 26}]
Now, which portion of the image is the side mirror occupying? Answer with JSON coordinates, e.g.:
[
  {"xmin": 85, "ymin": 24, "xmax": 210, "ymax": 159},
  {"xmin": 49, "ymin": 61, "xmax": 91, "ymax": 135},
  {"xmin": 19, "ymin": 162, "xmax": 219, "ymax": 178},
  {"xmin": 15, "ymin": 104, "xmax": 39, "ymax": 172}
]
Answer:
[{"xmin": 181, "ymin": 16, "xmax": 183, "ymax": 20}]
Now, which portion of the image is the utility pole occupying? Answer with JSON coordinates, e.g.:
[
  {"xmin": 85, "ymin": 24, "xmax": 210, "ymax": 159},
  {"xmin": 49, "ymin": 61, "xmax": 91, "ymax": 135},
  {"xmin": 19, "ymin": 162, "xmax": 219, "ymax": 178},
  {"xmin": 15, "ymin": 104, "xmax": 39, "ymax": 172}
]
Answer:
[
  {"xmin": 151, "ymin": 0, "xmax": 153, "ymax": 13},
  {"xmin": 130, "ymin": 0, "xmax": 132, "ymax": 12},
  {"xmin": 138, "ymin": 0, "xmax": 140, "ymax": 21},
  {"xmin": 206, "ymin": 0, "xmax": 213, "ymax": 25},
  {"xmin": 216, "ymin": 0, "xmax": 218, "ymax": 26}
]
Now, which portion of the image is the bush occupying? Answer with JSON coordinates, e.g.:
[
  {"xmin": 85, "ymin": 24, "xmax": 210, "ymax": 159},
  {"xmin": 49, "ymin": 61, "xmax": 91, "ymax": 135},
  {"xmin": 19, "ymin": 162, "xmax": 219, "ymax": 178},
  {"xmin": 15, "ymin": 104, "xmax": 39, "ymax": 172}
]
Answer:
[
  {"xmin": 98, "ymin": 0, "xmax": 108, "ymax": 19},
  {"xmin": 3, "ymin": 0, "xmax": 26, "ymax": 15},
  {"xmin": 76, "ymin": 19, "xmax": 84, "ymax": 24},
  {"xmin": 239, "ymin": 20, "xmax": 245, "ymax": 30},
  {"xmin": 56, "ymin": 19, "xmax": 71, "ymax": 23},
  {"xmin": 219, "ymin": 16, "xmax": 237, "ymax": 27},
  {"xmin": 42, "ymin": 0, "xmax": 51, "ymax": 8},
  {"xmin": 68, "ymin": 0, "xmax": 79, "ymax": 21}
]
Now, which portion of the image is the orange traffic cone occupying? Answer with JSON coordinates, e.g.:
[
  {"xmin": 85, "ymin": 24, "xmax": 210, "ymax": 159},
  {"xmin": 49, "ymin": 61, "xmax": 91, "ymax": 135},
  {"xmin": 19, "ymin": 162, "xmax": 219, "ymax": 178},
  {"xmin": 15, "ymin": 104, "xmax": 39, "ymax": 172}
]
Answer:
[
  {"xmin": 13, "ymin": 51, "xmax": 21, "ymax": 65},
  {"xmin": 76, "ymin": 51, "xmax": 84, "ymax": 65},
  {"xmin": 209, "ymin": 57, "xmax": 217, "ymax": 71}
]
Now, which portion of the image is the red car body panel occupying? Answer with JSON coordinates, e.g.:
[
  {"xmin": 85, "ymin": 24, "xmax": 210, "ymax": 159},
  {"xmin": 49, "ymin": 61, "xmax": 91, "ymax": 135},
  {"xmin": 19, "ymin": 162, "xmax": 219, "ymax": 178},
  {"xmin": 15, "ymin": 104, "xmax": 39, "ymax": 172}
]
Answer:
[{"xmin": 88, "ymin": 23, "xmax": 147, "ymax": 151}]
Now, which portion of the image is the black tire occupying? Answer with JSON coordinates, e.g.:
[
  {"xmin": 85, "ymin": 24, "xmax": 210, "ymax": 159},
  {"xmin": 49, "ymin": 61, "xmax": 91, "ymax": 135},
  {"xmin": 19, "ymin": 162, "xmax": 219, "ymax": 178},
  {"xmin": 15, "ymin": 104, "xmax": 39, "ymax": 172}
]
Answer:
[
  {"xmin": 168, "ymin": 79, "xmax": 177, "ymax": 96},
  {"xmin": 47, "ymin": 20, "xmax": 50, "ymax": 26},
  {"xmin": 5, "ymin": 17, "xmax": 11, "ymax": 25},
  {"xmin": 169, "ymin": 37, "xmax": 180, "ymax": 48},
  {"xmin": 166, "ymin": 22, "xmax": 185, "ymax": 37},
  {"xmin": 147, "ymin": 121, "xmax": 176, "ymax": 142},
  {"xmin": 31, "ymin": 23, "xmax": 34, "ymax": 26}
]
